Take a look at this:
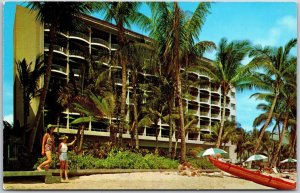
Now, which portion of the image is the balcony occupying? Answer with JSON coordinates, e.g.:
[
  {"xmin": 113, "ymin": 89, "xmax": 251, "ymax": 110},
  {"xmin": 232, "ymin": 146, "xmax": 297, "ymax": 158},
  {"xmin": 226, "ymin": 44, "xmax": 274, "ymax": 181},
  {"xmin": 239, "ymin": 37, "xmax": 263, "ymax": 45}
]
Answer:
[
  {"xmin": 231, "ymin": 92, "xmax": 236, "ymax": 98},
  {"xmin": 199, "ymin": 98, "xmax": 209, "ymax": 103},
  {"xmin": 45, "ymin": 43, "xmax": 67, "ymax": 55},
  {"xmin": 114, "ymin": 78, "xmax": 122, "ymax": 85},
  {"xmin": 188, "ymin": 109, "xmax": 198, "ymax": 116},
  {"xmin": 91, "ymin": 38, "xmax": 109, "ymax": 48},
  {"xmin": 69, "ymin": 50, "xmax": 85, "ymax": 59},
  {"xmin": 211, "ymin": 87, "xmax": 220, "ymax": 93},
  {"xmin": 200, "ymin": 112, "xmax": 209, "ymax": 116},
  {"xmin": 200, "ymin": 125, "xmax": 210, "ymax": 131},
  {"xmin": 69, "ymin": 31, "xmax": 89, "ymax": 42},
  {"xmin": 111, "ymin": 44, "xmax": 120, "ymax": 50},
  {"xmin": 51, "ymin": 64, "xmax": 66, "ymax": 75},
  {"xmin": 72, "ymin": 68, "xmax": 81, "ymax": 76},
  {"xmin": 188, "ymin": 94, "xmax": 198, "ymax": 101},
  {"xmin": 211, "ymin": 100, "xmax": 220, "ymax": 106},
  {"xmin": 199, "ymin": 85, "xmax": 210, "ymax": 90},
  {"xmin": 211, "ymin": 113, "xmax": 220, "ymax": 119}
]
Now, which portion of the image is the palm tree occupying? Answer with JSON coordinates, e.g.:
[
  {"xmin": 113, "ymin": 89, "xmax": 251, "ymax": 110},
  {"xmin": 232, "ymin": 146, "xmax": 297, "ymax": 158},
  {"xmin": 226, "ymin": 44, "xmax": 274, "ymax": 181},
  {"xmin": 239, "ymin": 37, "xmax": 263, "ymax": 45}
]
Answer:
[
  {"xmin": 27, "ymin": 2, "xmax": 94, "ymax": 152},
  {"xmin": 208, "ymin": 121, "xmax": 238, "ymax": 149},
  {"xmin": 235, "ymin": 128, "xmax": 252, "ymax": 162},
  {"xmin": 71, "ymin": 89, "xmax": 116, "ymax": 151},
  {"xmin": 270, "ymin": 69, "xmax": 296, "ymax": 167},
  {"xmin": 16, "ymin": 54, "xmax": 45, "ymax": 142},
  {"xmin": 149, "ymin": 2, "xmax": 211, "ymax": 162},
  {"xmin": 126, "ymin": 42, "xmax": 158, "ymax": 148},
  {"xmin": 248, "ymin": 38, "xmax": 297, "ymax": 154},
  {"xmin": 199, "ymin": 38, "xmax": 251, "ymax": 148},
  {"xmin": 95, "ymin": 2, "xmax": 150, "ymax": 147}
]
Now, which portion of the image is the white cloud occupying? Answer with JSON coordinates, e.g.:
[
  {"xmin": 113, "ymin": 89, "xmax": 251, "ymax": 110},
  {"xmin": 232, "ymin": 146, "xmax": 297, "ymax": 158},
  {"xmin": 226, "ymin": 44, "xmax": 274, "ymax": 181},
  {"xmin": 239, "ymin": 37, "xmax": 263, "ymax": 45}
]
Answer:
[
  {"xmin": 4, "ymin": 114, "xmax": 14, "ymax": 124},
  {"xmin": 254, "ymin": 27, "xmax": 281, "ymax": 47},
  {"xmin": 254, "ymin": 15, "xmax": 296, "ymax": 47},
  {"xmin": 278, "ymin": 15, "xmax": 297, "ymax": 32}
]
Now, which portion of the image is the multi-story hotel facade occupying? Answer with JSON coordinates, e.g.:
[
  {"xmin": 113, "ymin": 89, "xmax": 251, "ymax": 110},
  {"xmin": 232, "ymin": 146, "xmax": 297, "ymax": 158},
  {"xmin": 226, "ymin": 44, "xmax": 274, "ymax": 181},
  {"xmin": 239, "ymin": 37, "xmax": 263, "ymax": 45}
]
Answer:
[{"xmin": 14, "ymin": 5, "xmax": 237, "ymax": 161}]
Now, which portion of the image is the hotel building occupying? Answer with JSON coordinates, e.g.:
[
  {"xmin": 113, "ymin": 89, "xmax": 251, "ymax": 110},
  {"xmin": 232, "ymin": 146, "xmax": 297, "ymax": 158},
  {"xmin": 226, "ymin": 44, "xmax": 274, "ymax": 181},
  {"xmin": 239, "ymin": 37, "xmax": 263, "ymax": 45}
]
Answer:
[{"xmin": 14, "ymin": 5, "xmax": 237, "ymax": 161}]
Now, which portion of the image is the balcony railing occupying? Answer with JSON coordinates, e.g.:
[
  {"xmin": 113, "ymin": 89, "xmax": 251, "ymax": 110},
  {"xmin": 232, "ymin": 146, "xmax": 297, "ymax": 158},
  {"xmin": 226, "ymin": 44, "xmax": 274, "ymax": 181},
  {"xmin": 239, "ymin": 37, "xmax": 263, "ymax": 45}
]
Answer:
[
  {"xmin": 70, "ymin": 31, "xmax": 89, "ymax": 42},
  {"xmin": 92, "ymin": 38, "xmax": 109, "ymax": 47},
  {"xmin": 211, "ymin": 113, "xmax": 220, "ymax": 118},
  {"xmin": 200, "ymin": 112, "xmax": 209, "ymax": 116},
  {"xmin": 188, "ymin": 95, "xmax": 197, "ymax": 101},
  {"xmin": 69, "ymin": 50, "xmax": 85, "ymax": 58},
  {"xmin": 200, "ymin": 98, "xmax": 209, "ymax": 103},
  {"xmin": 45, "ymin": 43, "xmax": 67, "ymax": 54},
  {"xmin": 200, "ymin": 125, "xmax": 209, "ymax": 129},
  {"xmin": 200, "ymin": 85, "xmax": 209, "ymax": 90},
  {"xmin": 188, "ymin": 109, "xmax": 198, "ymax": 115},
  {"xmin": 188, "ymin": 136, "xmax": 198, "ymax": 141},
  {"xmin": 111, "ymin": 44, "xmax": 120, "ymax": 50},
  {"xmin": 52, "ymin": 64, "xmax": 66, "ymax": 73},
  {"xmin": 114, "ymin": 78, "xmax": 122, "ymax": 84},
  {"xmin": 211, "ymin": 100, "xmax": 220, "ymax": 105},
  {"xmin": 91, "ymin": 127, "xmax": 108, "ymax": 132},
  {"xmin": 211, "ymin": 87, "xmax": 219, "ymax": 92}
]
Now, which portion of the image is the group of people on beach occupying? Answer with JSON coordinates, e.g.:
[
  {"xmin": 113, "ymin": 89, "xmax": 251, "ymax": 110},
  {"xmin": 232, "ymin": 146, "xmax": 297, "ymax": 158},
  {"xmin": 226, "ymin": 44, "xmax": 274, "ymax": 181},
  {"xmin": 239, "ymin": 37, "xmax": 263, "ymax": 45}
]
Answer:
[{"xmin": 36, "ymin": 125, "xmax": 76, "ymax": 182}]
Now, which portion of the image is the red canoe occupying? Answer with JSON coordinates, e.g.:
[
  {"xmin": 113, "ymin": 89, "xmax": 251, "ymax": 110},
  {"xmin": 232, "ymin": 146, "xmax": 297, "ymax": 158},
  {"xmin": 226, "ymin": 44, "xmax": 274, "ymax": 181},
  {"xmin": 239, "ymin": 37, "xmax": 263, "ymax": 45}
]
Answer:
[{"xmin": 209, "ymin": 156, "xmax": 296, "ymax": 190}]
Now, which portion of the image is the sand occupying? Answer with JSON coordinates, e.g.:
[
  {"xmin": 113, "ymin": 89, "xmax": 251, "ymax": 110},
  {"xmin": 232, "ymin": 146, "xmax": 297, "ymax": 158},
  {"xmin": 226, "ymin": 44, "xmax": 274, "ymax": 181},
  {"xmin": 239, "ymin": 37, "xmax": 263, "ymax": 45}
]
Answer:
[{"xmin": 3, "ymin": 172, "xmax": 275, "ymax": 190}]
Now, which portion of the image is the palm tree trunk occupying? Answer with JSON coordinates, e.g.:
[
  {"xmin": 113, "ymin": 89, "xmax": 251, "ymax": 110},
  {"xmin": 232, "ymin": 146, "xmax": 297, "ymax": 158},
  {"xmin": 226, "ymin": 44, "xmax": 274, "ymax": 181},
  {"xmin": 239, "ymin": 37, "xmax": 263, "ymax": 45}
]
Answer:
[
  {"xmin": 174, "ymin": 2, "xmax": 186, "ymax": 163},
  {"xmin": 168, "ymin": 101, "xmax": 173, "ymax": 159},
  {"xmin": 133, "ymin": 71, "xmax": 139, "ymax": 149},
  {"xmin": 216, "ymin": 91, "xmax": 227, "ymax": 148},
  {"xmin": 270, "ymin": 113, "xmax": 289, "ymax": 167},
  {"xmin": 79, "ymin": 124, "xmax": 85, "ymax": 153},
  {"xmin": 155, "ymin": 127, "xmax": 159, "ymax": 154},
  {"xmin": 174, "ymin": 131, "xmax": 179, "ymax": 159},
  {"xmin": 253, "ymin": 88, "xmax": 279, "ymax": 154},
  {"xmin": 56, "ymin": 115, "xmax": 60, "ymax": 136},
  {"xmin": 28, "ymin": 24, "xmax": 56, "ymax": 152},
  {"xmin": 289, "ymin": 128, "xmax": 296, "ymax": 158},
  {"xmin": 117, "ymin": 22, "xmax": 126, "ymax": 147}
]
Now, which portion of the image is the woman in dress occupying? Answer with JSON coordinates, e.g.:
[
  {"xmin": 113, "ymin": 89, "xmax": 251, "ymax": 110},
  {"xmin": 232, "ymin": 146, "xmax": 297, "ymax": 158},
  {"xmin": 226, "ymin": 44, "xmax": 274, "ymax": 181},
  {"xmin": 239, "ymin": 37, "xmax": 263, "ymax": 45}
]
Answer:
[{"xmin": 37, "ymin": 125, "xmax": 56, "ymax": 171}]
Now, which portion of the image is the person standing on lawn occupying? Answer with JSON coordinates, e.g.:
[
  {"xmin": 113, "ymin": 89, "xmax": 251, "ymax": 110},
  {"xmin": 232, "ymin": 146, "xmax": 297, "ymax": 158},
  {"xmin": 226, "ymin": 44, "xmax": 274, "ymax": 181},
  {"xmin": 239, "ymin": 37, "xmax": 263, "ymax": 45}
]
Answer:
[
  {"xmin": 37, "ymin": 125, "xmax": 56, "ymax": 171},
  {"xmin": 57, "ymin": 135, "xmax": 76, "ymax": 182}
]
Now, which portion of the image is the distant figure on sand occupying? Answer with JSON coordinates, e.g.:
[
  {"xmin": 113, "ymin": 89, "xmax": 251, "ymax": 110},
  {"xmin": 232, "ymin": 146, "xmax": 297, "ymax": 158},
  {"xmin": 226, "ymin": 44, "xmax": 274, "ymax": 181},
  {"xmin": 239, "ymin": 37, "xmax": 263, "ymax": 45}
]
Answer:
[
  {"xmin": 178, "ymin": 161, "xmax": 200, "ymax": 177},
  {"xmin": 57, "ymin": 135, "xmax": 76, "ymax": 182},
  {"xmin": 37, "ymin": 125, "xmax": 56, "ymax": 171}
]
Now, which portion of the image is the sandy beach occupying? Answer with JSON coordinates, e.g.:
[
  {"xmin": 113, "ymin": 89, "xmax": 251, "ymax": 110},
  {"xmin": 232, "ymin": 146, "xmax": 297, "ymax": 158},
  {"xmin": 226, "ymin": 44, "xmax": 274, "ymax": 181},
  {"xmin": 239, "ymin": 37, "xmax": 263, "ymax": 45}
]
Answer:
[{"xmin": 4, "ymin": 172, "xmax": 274, "ymax": 190}]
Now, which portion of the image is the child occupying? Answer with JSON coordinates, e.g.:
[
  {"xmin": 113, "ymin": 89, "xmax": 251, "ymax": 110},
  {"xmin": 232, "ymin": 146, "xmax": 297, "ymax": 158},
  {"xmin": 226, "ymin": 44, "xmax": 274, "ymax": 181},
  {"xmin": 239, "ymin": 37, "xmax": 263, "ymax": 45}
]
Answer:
[{"xmin": 57, "ymin": 135, "xmax": 76, "ymax": 182}]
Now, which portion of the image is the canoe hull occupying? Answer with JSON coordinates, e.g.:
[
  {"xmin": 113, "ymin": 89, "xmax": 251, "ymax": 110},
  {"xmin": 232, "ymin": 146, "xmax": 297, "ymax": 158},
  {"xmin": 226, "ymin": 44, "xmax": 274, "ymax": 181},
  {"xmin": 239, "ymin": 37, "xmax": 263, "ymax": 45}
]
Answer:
[{"xmin": 209, "ymin": 156, "xmax": 296, "ymax": 190}]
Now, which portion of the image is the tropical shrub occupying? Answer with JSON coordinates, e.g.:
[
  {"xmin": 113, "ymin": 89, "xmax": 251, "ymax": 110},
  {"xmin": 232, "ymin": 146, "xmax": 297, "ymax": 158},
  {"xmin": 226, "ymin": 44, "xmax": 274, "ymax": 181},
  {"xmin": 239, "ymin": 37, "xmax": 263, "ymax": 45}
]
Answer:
[
  {"xmin": 33, "ymin": 150, "xmax": 179, "ymax": 170},
  {"xmin": 187, "ymin": 157, "xmax": 216, "ymax": 169},
  {"xmin": 33, "ymin": 151, "xmax": 78, "ymax": 170}
]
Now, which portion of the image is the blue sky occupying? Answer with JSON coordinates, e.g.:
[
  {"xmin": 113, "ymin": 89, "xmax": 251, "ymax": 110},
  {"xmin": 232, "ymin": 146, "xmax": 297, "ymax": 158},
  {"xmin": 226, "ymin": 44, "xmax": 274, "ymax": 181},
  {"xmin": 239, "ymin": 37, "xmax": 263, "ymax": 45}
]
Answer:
[{"xmin": 3, "ymin": 2, "xmax": 297, "ymax": 132}]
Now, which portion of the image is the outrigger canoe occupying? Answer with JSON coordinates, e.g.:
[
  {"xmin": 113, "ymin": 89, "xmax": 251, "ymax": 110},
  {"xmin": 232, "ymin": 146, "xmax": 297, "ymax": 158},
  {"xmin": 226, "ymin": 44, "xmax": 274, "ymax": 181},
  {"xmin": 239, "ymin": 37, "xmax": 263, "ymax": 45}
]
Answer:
[{"xmin": 209, "ymin": 156, "xmax": 296, "ymax": 190}]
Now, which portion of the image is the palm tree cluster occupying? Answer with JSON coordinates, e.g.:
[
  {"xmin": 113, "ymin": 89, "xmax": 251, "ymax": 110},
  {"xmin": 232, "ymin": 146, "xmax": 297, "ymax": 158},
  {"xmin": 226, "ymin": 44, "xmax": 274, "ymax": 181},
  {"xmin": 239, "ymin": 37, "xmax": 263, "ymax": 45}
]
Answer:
[
  {"xmin": 248, "ymin": 39, "xmax": 297, "ymax": 167},
  {"xmin": 19, "ymin": 2, "xmax": 296, "ymax": 165}
]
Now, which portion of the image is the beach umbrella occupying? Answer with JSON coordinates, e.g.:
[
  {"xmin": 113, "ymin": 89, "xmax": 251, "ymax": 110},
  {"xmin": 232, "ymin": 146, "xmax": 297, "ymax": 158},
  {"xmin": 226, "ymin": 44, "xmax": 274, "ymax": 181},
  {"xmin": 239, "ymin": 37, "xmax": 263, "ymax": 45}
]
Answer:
[
  {"xmin": 245, "ymin": 154, "xmax": 268, "ymax": 162},
  {"xmin": 280, "ymin": 158, "xmax": 297, "ymax": 163},
  {"xmin": 280, "ymin": 158, "xmax": 297, "ymax": 171},
  {"xmin": 197, "ymin": 148, "xmax": 227, "ymax": 157}
]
